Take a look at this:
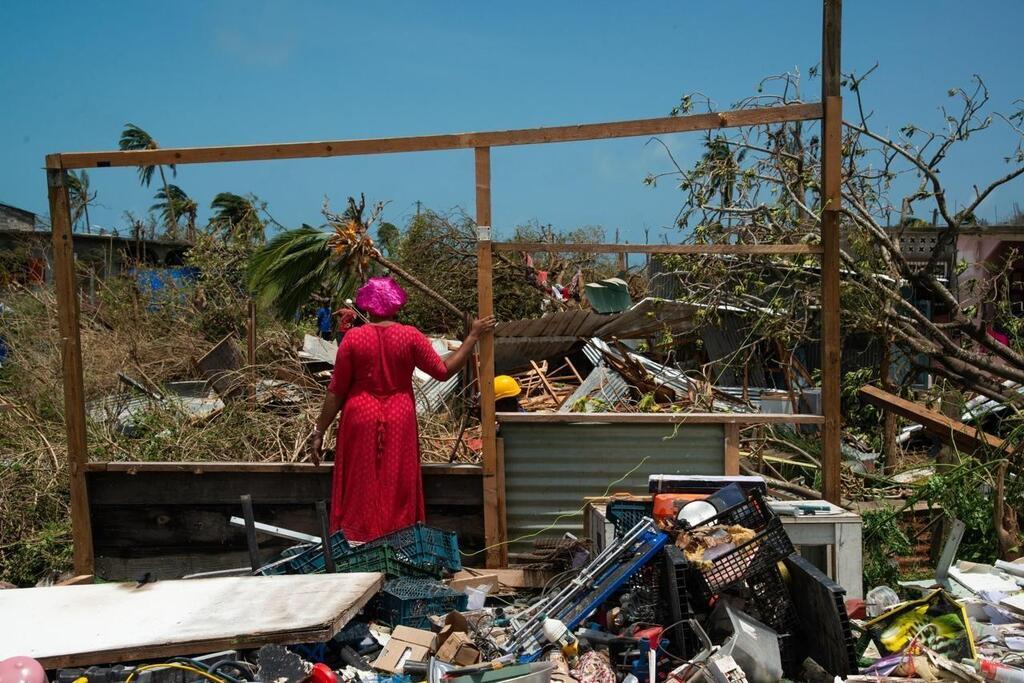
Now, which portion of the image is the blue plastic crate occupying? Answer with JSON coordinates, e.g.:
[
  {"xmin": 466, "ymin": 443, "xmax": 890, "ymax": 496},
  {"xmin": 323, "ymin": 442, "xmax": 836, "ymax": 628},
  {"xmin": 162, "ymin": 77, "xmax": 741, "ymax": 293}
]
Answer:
[
  {"xmin": 365, "ymin": 523, "xmax": 461, "ymax": 573},
  {"xmin": 376, "ymin": 578, "xmax": 469, "ymax": 629},
  {"xmin": 283, "ymin": 530, "xmax": 353, "ymax": 574}
]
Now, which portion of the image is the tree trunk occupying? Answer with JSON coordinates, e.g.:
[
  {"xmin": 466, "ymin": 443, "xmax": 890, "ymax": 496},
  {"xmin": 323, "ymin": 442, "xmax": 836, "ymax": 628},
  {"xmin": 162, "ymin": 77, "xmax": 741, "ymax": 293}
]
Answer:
[
  {"xmin": 157, "ymin": 165, "xmax": 177, "ymax": 233},
  {"xmin": 995, "ymin": 461, "xmax": 1021, "ymax": 561},
  {"xmin": 83, "ymin": 201, "xmax": 91, "ymax": 235},
  {"xmin": 880, "ymin": 333, "xmax": 899, "ymax": 473},
  {"xmin": 372, "ymin": 252, "xmax": 466, "ymax": 320}
]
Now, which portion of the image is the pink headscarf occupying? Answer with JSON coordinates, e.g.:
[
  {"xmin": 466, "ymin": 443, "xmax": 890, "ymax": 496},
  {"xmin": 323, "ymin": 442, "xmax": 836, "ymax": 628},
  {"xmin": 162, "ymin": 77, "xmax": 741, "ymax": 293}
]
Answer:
[{"xmin": 355, "ymin": 277, "xmax": 407, "ymax": 318}]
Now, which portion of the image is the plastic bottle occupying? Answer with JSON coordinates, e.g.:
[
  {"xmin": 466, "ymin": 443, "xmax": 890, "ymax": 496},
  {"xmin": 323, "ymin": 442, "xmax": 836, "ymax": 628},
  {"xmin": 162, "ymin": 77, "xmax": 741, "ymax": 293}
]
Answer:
[
  {"xmin": 865, "ymin": 585, "xmax": 900, "ymax": 618},
  {"xmin": 541, "ymin": 615, "xmax": 580, "ymax": 664},
  {"xmin": 965, "ymin": 658, "xmax": 1024, "ymax": 683}
]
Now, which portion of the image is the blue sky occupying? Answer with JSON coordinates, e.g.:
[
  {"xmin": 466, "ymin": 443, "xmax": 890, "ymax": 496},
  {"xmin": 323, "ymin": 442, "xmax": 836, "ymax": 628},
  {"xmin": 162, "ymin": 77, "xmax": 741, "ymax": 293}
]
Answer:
[{"xmin": 2, "ymin": 1, "xmax": 1022, "ymax": 242}]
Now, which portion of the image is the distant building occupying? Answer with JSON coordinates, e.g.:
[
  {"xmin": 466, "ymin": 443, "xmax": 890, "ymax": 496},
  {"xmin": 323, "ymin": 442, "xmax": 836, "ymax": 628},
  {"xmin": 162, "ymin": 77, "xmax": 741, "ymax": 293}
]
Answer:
[
  {"xmin": 0, "ymin": 202, "xmax": 37, "ymax": 232},
  {"xmin": 0, "ymin": 201, "xmax": 191, "ymax": 287}
]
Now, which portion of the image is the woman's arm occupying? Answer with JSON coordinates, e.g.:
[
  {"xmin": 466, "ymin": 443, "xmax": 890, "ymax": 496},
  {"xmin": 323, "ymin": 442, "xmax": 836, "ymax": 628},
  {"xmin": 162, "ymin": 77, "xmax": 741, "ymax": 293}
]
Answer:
[
  {"xmin": 309, "ymin": 392, "xmax": 343, "ymax": 466},
  {"xmin": 443, "ymin": 316, "xmax": 496, "ymax": 376}
]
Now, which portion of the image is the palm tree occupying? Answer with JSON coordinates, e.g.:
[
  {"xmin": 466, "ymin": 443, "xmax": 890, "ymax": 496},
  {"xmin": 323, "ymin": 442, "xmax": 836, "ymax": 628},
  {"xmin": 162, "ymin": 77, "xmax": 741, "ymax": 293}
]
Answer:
[
  {"xmin": 248, "ymin": 195, "xmax": 463, "ymax": 320},
  {"xmin": 66, "ymin": 170, "xmax": 96, "ymax": 233},
  {"xmin": 151, "ymin": 184, "xmax": 197, "ymax": 241},
  {"xmin": 119, "ymin": 124, "xmax": 178, "ymax": 231},
  {"xmin": 210, "ymin": 192, "xmax": 264, "ymax": 244}
]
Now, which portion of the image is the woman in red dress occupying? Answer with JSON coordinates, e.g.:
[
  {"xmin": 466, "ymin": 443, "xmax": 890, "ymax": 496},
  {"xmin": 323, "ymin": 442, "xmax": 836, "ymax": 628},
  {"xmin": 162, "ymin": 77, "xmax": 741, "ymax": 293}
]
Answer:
[{"xmin": 309, "ymin": 277, "xmax": 494, "ymax": 541}]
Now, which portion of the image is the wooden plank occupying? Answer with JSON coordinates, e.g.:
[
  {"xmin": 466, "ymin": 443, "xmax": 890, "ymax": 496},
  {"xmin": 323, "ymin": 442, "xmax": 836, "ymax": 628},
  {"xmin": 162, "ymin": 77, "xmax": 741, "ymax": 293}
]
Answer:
[
  {"xmin": 451, "ymin": 567, "xmax": 555, "ymax": 590},
  {"xmin": 0, "ymin": 574, "xmax": 383, "ymax": 668},
  {"xmin": 819, "ymin": 0, "xmax": 843, "ymax": 504},
  {"xmin": 84, "ymin": 461, "xmax": 482, "ymax": 476},
  {"xmin": 858, "ymin": 385, "xmax": 1007, "ymax": 452},
  {"xmin": 476, "ymin": 147, "xmax": 501, "ymax": 568},
  {"xmin": 88, "ymin": 467, "xmax": 483, "ymax": 506},
  {"xmin": 496, "ymin": 412, "xmax": 825, "ymax": 424},
  {"xmin": 530, "ymin": 360, "xmax": 563, "ymax": 406},
  {"xmin": 492, "ymin": 242, "xmax": 823, "ymax": 255},
  {"xmin": 53, "ymin": 103, "xmax": 823, "ymax": 169},
  {"xmin": 724, "ymin": 423, "xmax": 740, "ymax": 475},
  {"xmin": 47, "ymin": 167, "xmax": 93, "ymax": 576}
]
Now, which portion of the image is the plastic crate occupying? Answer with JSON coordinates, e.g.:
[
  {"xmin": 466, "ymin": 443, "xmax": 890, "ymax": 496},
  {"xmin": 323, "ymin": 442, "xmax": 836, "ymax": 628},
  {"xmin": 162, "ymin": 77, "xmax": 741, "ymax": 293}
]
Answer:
[
  {"xmin": 335, "ymin": 543, "xmax": 439, "ymax": 579},
  {"xmin": 283, "ymin": 530, "xmax": 353, "ymax": 574},
  {"xmin": 658, "ymin": 545, "xmax": 701, "ymax": 660},
  {"xmin": 689, "ymin": 517, "xmax": 794, "ymax": 599},
  {"xmin": 606, "ymin": 500, "xmax": 653, "ymax": 538},
  {"xmin": 365, "ymin": 523, "xmax": 461, "ymax": 573},
  {"xmin": 684, "ymin": 489, "xmax": 794, "ymax": 599},
  {"xmin": 376, "ymin": 578, "xmax": 469, "ymax": 629}
]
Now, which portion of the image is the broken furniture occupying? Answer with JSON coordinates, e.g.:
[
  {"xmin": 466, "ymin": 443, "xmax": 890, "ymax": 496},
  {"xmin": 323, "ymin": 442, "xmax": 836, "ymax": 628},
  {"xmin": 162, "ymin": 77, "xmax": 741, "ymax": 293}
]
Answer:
[
  {"xmin": 767, "ymin": 499, "xmax": 863, "ymax": 599},
  {"xmin": 0, "ymin": 573, "xmax": 383, "ymax": 668},
  {"xmin": 585, "ymin": 496, "xmax": 864, "ymax": 598}
]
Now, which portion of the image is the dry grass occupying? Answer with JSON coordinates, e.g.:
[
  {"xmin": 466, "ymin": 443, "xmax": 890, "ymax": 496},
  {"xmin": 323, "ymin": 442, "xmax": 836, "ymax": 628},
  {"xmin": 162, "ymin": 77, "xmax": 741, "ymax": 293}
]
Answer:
[{"xmin": 0, "ymin": 280, "xmax": 478, "ymax": 585}]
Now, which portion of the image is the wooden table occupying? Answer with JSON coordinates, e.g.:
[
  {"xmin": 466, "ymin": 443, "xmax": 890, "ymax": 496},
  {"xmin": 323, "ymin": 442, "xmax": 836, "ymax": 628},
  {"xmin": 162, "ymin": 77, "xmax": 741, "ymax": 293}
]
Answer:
[{"xmin": 0, "ymin": 573, "xmax": 383, "ymax": 668}]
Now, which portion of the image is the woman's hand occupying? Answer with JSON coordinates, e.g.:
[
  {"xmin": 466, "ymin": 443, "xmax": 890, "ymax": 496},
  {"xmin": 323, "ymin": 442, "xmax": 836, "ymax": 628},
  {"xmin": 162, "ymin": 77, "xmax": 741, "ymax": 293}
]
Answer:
[
  {"xmin": 308, "ymin": 428, "xmax": 324, "ymax": 467},
  {"xmin": 467, "ymin": 315, "xmax": 497, "ymax": 341}
]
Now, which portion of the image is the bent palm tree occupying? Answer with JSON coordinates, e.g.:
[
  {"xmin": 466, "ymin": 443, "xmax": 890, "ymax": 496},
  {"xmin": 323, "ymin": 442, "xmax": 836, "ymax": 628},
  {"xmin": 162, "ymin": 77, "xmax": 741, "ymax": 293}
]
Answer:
[
  {"xmin": 248, "ymin": 195, "xmax": 463, "ymax": 320},
  {"xmin": 151, "ymin": 184, "xmax": 197, "ymax": 240},
  {"xmin": 66, "ymin": 170, "xmax": 96, "ymax": 233},
  {"xmin": 119, "ymin": 124, "xmax": 178, "ymax": 231},
  {"xmin": 210, "ymin": 192, "xmax": 264, "ymax": 244}
]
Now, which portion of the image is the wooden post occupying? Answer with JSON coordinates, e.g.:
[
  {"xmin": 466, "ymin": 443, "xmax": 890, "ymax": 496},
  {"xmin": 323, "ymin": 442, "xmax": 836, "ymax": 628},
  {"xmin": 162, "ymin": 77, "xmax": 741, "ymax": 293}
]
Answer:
[
  {"xmin": 820, "ymin": 0, "xmax": 843, "ymax": 504},
  {"xmin": 240, "ymin": 494, "xmax": 261, "ymax": 572},
  {"xmin": 723, "ymin": 423, "xmax": 740, "ymax": 475},
  {"xmin": 475, "ymin": 147, "xmax": 505, "ymax": 568},
  {"xmin": 47, "ymin": 164, "xmax": 94, "ymax": 575}
]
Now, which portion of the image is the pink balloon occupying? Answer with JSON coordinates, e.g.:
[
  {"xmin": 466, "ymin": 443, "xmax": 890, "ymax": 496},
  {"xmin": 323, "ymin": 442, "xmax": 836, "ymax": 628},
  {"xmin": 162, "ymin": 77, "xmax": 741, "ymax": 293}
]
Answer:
[{"xmin": 0, "ymin": 657, "xmax": 47, "ymax": 683}]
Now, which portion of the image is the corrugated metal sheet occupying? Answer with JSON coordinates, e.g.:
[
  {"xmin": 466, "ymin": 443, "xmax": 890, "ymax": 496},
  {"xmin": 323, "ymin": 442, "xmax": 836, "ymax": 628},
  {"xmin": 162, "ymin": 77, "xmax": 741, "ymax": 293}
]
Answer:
[
  {"xmin": 557, "ymin": 365, "xmax": 630, "ymax": 412},
  {"xmin": 501, "ymin": 422, "xmax": 725, "ymax": 551},
  {"xmin": 700, "ymin": 311, "xmax": 768, "ymax": 387},
  {"xmin": 413, "ymin": 338, "xmax": 460, "ymax": 413},
  {"xmin": 594, "ymin": 298, "xmax": 698, "ymax": 339},
  {"xmin": 495, "ymin": 310, "xmax": 612, "ymax": 373}
]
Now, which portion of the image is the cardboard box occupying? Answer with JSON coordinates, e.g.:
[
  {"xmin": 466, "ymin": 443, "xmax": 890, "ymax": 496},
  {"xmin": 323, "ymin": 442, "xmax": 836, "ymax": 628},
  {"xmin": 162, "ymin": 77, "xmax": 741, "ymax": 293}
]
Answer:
[
  {"xmin": 449, "ymin": 573, "xmax": 499, "ymax": 593},
  {"xmin": 372, "ymin": 626, "xmax": 436, "ymax": 674},
  {"xmin": 435, "ymin": 631, "xmax": 480, "ymax": 666}
]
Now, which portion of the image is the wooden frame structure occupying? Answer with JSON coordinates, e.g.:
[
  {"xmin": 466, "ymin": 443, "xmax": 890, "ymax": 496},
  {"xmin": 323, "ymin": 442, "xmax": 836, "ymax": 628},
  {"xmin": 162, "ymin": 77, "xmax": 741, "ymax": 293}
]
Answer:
[{"xmin": 45, "ymin": 1, "xmax": 841, "ymax": 573}]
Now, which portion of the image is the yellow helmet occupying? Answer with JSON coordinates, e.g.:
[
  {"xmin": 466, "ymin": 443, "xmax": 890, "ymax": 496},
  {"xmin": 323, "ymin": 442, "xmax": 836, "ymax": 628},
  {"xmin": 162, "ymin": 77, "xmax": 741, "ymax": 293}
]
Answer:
[{"xmin": 494, "ymin": 375, "xmax": 521, "ymax": 401}]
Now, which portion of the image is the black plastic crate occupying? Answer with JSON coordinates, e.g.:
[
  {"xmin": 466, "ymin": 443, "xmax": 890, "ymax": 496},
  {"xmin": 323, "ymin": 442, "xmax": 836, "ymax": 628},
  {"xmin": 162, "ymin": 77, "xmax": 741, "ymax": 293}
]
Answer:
[
  {"xmin": 658, "ymin": 545, "xmax": 701, "ymax": 659},
  {"xmin": 682, "ymin": 488, "xmax": 794, "ymax": 599},
  {"xmin": 691, "ymin": 487, "xmax": 775, "ymax": 533},
  {"xmin": 606, "ymin": 500, "xmax": 653, "ymax": 538},
  {"xmin": 375, "ymin": 578, "xmax": 469, "ymax": 629},
  {"xmin": 783, "ymin": 554, "xmax": 859, "ymax": 677}
]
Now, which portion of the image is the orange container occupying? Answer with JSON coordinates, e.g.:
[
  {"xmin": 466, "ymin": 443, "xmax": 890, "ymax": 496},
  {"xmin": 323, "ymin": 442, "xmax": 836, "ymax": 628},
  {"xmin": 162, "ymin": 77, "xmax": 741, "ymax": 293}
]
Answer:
[{"xmin": 653, "ymin": 493, "xmax": 709, "ymax": 523}]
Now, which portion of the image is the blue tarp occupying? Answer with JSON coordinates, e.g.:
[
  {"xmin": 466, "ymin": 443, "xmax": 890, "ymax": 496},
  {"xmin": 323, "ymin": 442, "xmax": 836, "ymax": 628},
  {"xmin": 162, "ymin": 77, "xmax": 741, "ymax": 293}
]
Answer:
[{"xmin": 133, "ymin": 267, "xmax": 199, "ymax": 307}]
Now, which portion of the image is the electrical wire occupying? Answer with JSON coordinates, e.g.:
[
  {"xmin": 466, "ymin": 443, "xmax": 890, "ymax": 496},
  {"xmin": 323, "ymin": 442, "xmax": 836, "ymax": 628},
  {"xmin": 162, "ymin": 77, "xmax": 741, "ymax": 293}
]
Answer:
[
  {"xmin": 461, "ymin": 455, "xmax": 652, "ymax": 557},
  {"xmin": 124, "ymin": 663, "xmax": 228, "ymax": 683}
]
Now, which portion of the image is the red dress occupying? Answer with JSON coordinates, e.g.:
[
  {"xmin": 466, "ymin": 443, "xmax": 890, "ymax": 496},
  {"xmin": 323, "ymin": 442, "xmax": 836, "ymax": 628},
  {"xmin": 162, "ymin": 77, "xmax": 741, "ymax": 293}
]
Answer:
[{"xmin": 327, "ymin": 323, "xmax": 449, "ymax": 541}]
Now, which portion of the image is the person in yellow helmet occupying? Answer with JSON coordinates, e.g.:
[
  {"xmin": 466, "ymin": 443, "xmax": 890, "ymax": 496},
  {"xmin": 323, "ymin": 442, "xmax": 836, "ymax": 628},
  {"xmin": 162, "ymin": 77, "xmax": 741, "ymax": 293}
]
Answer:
[{"xmin": 494, "ymin": 375, "xmax": 523, "ymax": 413}]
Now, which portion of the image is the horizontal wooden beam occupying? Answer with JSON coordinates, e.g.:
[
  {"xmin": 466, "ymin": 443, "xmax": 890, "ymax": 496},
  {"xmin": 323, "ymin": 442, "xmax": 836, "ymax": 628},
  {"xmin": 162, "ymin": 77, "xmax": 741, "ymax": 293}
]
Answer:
[
  {"xmin": 51, "ymin": 103, "xmax": 822, "ymax": 170},
  {"xmin": 84, "ymin": 461, "xmax": 483, "ymax": 476},
  {"xmin": 858, "ymin": 384, "xmax": 1008, "ymax": 452},
  {"xmin": 493, "ymin": 242, "xmax": 823, "ymax": 255},
  {"xmin": 496, "ymin": 412, "xmax": 825, "ymax": 425}
]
